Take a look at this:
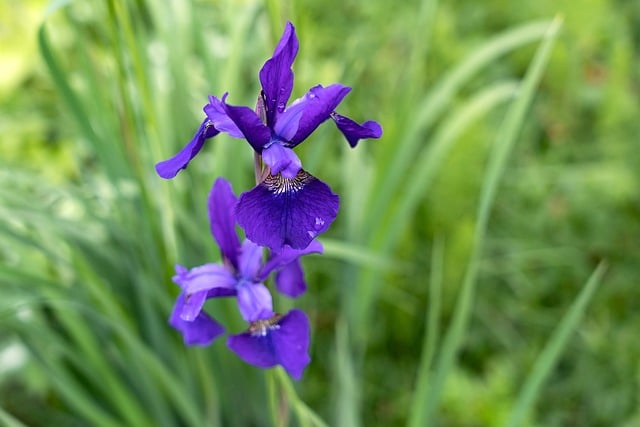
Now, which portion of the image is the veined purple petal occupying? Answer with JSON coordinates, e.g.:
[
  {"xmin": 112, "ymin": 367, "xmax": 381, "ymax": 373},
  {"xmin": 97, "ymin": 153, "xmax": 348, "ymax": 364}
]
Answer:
[
  {"xmin": 237, "ymin": 240, "xmax": 264, "ymax": 280},
  {"xmin": 260, "ymin": 240, "xmax": 323, "ymax": 279},
  {"xmin": 155, "ymin": 118, "xmax": 219, "ymax": 179},
  {"xmin": 259, "ymin": 22, "xmax": 298, "ymax": 127},
  {"xmin": 173, "ymin": 263, "xmax": 236, "ymax": 295},
  {"xmin": 289, "ymin": 84, "xmax": 352, "ymax": 146},
  {"xmin": 236, "ymin": 282, "xmax": 274, "ymax": 322},
  {"xmin": 226, "ymin": 309, "xmax": 310, "ymax": 380},
  {"xmin": 330, "ymin": 113, "xmax": 383, "ymax": 147},
  {"xmin": 169, "ymin": 294, "xmax": 225, "ymax": 346},
  {"xmin": 208, "ymin": 178, "xmax": 241, "ymax": 267},
  {"xmin": 204, "ymin": 95, "xmax": 244, "ymax": 138},
  {"xmin": 222, "ymin": 98, "xmax": 271, "ymax": 152},
  {"xmin": 274, "ymin": 260, "xmax": 306, "ymax": 297},
  {"xmin": 261, "ymin": 143, "xmax": 302, "ymax": 179},
  {"xmin": 236, "ymin": 171, "xmax": 339, "ymax": 251}
]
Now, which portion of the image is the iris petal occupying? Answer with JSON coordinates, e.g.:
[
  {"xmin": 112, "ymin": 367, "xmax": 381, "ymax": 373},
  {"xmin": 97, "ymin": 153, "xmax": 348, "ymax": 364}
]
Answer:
[
  {"xmin": 289, "ymin": 84, "xmax": 352, "ymax": 146},
  {"xmin": 274, "ymin": 260, "xmax": 307, "ymax": 298},
  {"xmin": 155, "ymin": 118, "xmax": 219, "ymax": 179},
  {"xmin": 260, "ymin": 240, "xmax": 323, "ymax": 279},
  {"xmin": 259, "ymin": 21, "xmax": 299, "ymax": 127},
  {"xmin": 236, "ymin": 282, "xmax": 274, "ymax": 322},
  {"xmin": 208, "ymin": 178, "xmax": 242, "ymax": 267},
  {"xmin": 261, "ymin": 144, "xmax": 302, "ymax": 178},
  {"xmin": 226, "ymin": 309, "xmax": 310, "ymax": 380},
  {"xmin": 330, "ymin": 113, "xmax": 383, "ymax": 147},
  {"xmin": 236, "ymin": 171, "xmax": 340, "ymax": 251},
  {"xmin": 169, "ymin": 294, "xmax": 225, "ymax": 346},
  {"xmin": 222, "ymin": 99, "xmax": 271, "ymax": 152},
  {"xmin": 204, "ymin": 95, "xmax": 245, "ymax": 138}
]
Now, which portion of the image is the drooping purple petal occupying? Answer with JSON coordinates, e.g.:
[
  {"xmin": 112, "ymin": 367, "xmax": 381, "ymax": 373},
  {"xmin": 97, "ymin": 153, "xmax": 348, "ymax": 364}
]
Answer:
[
  {"xmin": 288, "ymin": 84, "xmax": 352, "ymax": 146},
  {"xmin": 155, "ymin": 118, "xmax": 219, "ymax": 179},
  {"xmin": 274, "ymin": 260, "xmax": 306, "ymax": 297},
  {"xmin": 226, "ymin": 309, "xmax": 310, "ymax": 380},
  {"xmin": 237, "ymin": 240, "xmax": 264, "ymax": 280},
  {"xmin": 173, "ymin": 263, "xmax": 236, "ymax": 295},
  {"xmin": 222, "ymin": 98, "xmax": 272, "ymax": 152},
  {"xmin": 236, "ymin": 171, "xmax": 340, "ymax": 251},
  {"xmin": 208, "ymin": 178, "xmax": 241, "ymax": 267},
  {"xmin": 330, "ymin": 113, "xmax": 383, "ymax": 147},
  {"xmin": 236, "ymin": 282, "xmax": 274, "ymax": 322},
  {"xmin": 169, "ymin": 294, "xmax": 225, "ymax": 346},
  {"xmin": 260, "ymin": 240, "xmax": 323, "ymax": 279},
  {"xmin": 204, "ymin": 95, "xmax": 245, "ymax": 138},
  {"xmin": 259, "ymin": 21, "xmax": 298, "ymax": 127},
  {"xmin": 261, "ymin": 143, "xmax": 302, "ymax": 179}
]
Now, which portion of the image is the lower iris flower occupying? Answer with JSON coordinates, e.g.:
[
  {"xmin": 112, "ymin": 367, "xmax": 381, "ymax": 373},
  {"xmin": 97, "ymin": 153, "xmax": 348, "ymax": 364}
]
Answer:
[
  {"xmin": 227, "ymin": 309, "xmax": 311, "ymax": 380},
  {"xmin": 169, "ymin": 178, "xmax": 320, "ymax": 347}
]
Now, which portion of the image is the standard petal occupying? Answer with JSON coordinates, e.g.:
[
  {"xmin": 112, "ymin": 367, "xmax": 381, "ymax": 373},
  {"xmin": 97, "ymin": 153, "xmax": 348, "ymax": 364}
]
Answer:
[
  {"xmin": 236, "ymin": 171, "xmax": 339, "ymax": 251},
  {"xmin": 259, "ymin": 21, "xmax": 298, "ymax": 126},
  {"xmin": 169, "ymin": 294, "xmax": 225, "ymax": 346},
  {"xmin": 204, "ymin": 95, "xmax": 244, "ymax": 138},
  {"xmin": 274, "ymin": 260, "xmax": 307, "ymax": 298},
  {"xmin": 330, "ymin": 113, "xmax": 383, "ymax": 147},
  {"xmin": 155, "ymin": 118, "xmax": 219, "ymax": 179},
  {"xmin": 222, "ymin": 99, "xmax": 271, "ymax": 152},
  {"xmin": 173, "ymin": 263, "xmax": 236, "ymax": 295},
  {"xmin": 208, "ymin": 178, "xmax": 241, "ymax": 266},
  {"xmin": 289, "ymin": 84, "xmax": 352, "ymax": 146},
  {"xmin": 271, "ymin": 309, "xmax": 311, "ymax": 380},
  {"xmin": 236, "ymin": 282, "xmax": 274, "ymax": 322},
  {"xmin": 260, "ymin": 240, "xmax": 323, "ymax": 279},
  {"xmin": 237, "ymin": 240, "xmax": 264, "ymax": 280},
  {"xmin": 261, "ymin": 143, "xmax": 302, "ymax": 179}
]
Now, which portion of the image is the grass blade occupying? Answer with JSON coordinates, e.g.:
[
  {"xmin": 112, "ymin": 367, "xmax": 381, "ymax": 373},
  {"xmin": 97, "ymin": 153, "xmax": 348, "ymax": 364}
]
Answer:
[{"xmin": 420, "ymin": 16, "xmax": 563, "ymax": 423}]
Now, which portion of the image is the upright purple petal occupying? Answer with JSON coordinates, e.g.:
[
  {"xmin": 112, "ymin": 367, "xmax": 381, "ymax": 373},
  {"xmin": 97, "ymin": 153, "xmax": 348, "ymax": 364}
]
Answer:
[
  {"xmin": 155, "ymin": 118, "xmax": 219, "ymax": 179},
  {"xmin": 236, "ymin": 171, "xmax": 340, "ymax": 251},
  {"xmin": 288, "ymin": 84, "xmax": 352, "ymax": 146},
  {"xmin": 204, "ymin": 95, "xmax": 245, "ymax": 138},
  {"xmin": 274, "ymin": 260, "xmax": 307, "ymax": 297},
  {"xmin": 237, "ymin": 240, "xmax": 264, "ymax": 280},
  {"xmin": 330, "ymin": 113, "xmax": 383, "ymax": 147},
  {"xmin": 261, "ymin": 143, "xmax": 302, "ymax": 179},
  {"xmin": 259, "ymin": 22, "xmax": 299, "ymax": 127},
  {"xmin": 227, "ymin": 309, "xmax": 310, "ymax": 380},
  {"xmin": 169, "ymin": 294, "xmax": 225, "ymax": 346},
  {"xmin": 208, "ymin": 178, "xmax": 241, "ymax": 266},
  {"xmin": 236, "ymin": 282, "xmax": 274, "ymax": 322},
  {"xmin": 222, "ymin": 99, "xmax": 271, "ymax": 152}
]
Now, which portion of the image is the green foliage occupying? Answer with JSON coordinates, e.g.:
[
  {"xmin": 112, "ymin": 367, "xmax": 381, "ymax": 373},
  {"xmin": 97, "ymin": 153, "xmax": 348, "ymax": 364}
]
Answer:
[{"xmin": 1, "ymin": 0, "xmax": 638, "ymax": 426}]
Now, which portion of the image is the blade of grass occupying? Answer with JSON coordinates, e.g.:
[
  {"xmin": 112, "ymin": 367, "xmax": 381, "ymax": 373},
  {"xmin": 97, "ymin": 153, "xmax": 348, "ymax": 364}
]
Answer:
[
  {"xmin": 420, "ymin": 16, "xmax": 563, "ymax": 423},
  {"xmin": 365, "ymin": 20, "xmax": 554, "ymax": 238},
  {"xmin": 408, "ymin": 235, "xmax": 444, "ymax": 427},
  {"xmin": 506, "ymin": 261, "xmax": 608, "ymax": 427}
]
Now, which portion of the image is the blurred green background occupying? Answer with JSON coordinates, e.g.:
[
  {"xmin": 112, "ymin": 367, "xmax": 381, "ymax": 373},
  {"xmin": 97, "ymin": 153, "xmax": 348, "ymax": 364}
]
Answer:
[{"xmin": 1, "ymin": 0, "xmax": 638, "ymax": 426}]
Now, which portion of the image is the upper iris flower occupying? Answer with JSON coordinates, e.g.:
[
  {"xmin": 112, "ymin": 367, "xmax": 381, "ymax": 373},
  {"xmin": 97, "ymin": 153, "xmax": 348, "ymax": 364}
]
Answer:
[
  {"xmin": 156, "ymin": 21, "xmax": 382, "ymax": 250},
  {"xmin": 169, "ymin": 178, "xmax": 321, "ymax": 346}
]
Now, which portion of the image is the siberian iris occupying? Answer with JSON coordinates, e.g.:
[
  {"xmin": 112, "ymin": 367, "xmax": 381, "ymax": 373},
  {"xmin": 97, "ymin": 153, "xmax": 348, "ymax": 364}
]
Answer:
[
  {"xmin": 156, "ymin": 21, "xmax": 382, "ymax": 250},
  {"xmin": 169, "ymin": 178, "xmax": 321, "ymax": 346}
]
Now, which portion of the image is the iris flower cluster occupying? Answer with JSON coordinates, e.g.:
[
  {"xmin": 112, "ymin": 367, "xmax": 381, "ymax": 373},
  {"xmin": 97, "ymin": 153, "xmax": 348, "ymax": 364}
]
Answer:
[{"xmin": 157, "ymin": 22, "xmax": 381, "ymax": 379}]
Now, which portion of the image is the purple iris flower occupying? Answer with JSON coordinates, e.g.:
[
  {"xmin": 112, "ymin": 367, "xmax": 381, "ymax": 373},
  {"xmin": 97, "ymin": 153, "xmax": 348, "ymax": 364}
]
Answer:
[
  {"xmin": 155, "ymin": 21, "xmax": 382, "ymax": 250},
  {"xmin": 228, "ymin": 309, "xmax": 311, "ymax": 380},
  {"xmin": 169, "ymin": 178, "xmax": 321, "ymax": 344}
]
